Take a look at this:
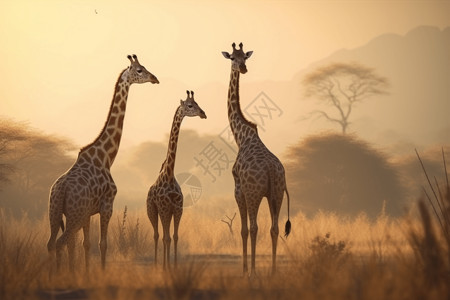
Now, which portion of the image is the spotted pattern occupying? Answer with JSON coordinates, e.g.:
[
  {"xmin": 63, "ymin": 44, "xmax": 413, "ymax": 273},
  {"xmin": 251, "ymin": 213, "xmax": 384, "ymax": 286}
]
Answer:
[
  {"xmin": 146, "ymin": 92, "xmax": 206, "ymax": 269},
  {"xmin": 223, "ymin": 43, "xmax": 291, "ymax": 277},
  {"xmin": 47, "ymin": 55, "xmax": 158, "ymax": 272}
]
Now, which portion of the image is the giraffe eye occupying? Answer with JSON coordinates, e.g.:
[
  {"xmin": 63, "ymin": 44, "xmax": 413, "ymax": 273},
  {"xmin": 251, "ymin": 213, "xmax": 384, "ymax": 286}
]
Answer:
[
  {"xmin": 188, "ymin": 105, "xmax": 193, "ymax": 108},
  {"xmin": 137, "ymin": 69, "xmax": 142, "ymax": 74}
]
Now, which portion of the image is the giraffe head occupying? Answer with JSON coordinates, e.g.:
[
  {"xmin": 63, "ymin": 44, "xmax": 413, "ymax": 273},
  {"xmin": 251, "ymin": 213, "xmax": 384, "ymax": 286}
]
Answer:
[
  {"xmin": 222, "ymin": 42, "xmax": 253, "ymax": 74},
  {"xmin": 179, "ymin": 90, "xmax": 207, "ymax": 119},
  {"xmin": 124, "ymin": 54, "xmax": 159, "ymax": 84}
]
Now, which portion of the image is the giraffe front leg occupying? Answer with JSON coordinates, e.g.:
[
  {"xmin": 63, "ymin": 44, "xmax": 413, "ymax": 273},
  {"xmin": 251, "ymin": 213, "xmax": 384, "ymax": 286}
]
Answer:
[
  {"xmin": 99, "ymin": 208, "xmax": 112, "ymax": 270},
  {"xmin": 82, "ymin": 217, "xmax": 91, "ymax": 272},
  {"xmin": 173, "ymin": 206, "xmax": 183, "ymax": 268},
  {"xmin": 164, "ymin": 228, "xmax": 172, "ymax": 270},
  {"xmin": 161, "ymin": 216, "xmax": 172, "ymax": 270},
  {"xmin": 235, "ymin": 185, "xmax": 248, "ymax": 276}
]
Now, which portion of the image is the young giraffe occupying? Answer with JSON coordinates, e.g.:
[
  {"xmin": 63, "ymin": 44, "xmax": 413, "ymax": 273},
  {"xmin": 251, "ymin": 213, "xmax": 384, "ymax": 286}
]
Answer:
[
  {"xmin": 147, "ymin": 91, "xmax": 206, "ymax": 270},
  {"xmin": 222, "ymin": 43, "xmax": 291, "ymax": 277},
  {"xmin": 47, "ymin": 55, "xmax": 159, "ymax": 272}
]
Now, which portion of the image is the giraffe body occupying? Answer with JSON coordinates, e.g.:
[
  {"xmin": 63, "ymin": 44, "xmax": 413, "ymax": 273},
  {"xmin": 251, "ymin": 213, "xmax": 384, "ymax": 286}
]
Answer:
[
  {"xmin": 222, "ymin": 43, "xmax": 291, "ymax": 277},
  {"xmin": 147, "ymin": 91, "xmax": 206, "ymax": 269},
  {"xmin": 47, "ymin": 55, "xmax": 159, "ymax": 272}
]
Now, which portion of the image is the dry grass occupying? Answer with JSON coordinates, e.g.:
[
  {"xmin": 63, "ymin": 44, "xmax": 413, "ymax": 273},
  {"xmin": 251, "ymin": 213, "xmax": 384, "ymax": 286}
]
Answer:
[{"xmin": 0, "ymin": 199, "xmax": 449, "ymax": 300}]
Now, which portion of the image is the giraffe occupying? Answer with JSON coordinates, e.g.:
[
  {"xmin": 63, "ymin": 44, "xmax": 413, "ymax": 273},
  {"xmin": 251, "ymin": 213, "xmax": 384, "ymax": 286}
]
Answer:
[
  {"xmin": 47, "ymin": 55, "xmax": 159, "ymax": 272},
  {"xmin": 147, "ymin": 90, "xmax": 206, "ymax": 270},
  {"xmin": 222, "ymin": 43, "xmax": 291, "ymax": 277}
]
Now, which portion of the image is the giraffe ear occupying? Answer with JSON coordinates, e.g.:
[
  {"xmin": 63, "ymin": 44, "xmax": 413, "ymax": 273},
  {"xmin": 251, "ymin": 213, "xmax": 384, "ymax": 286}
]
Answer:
[
  {"xmin": 180, "ymin": 100, "xmax": 184, "ymax": 105},
  {"xmin": 245, "ymin": 51, "xmax": 253, "ymax": 59},
  {"xmin": 222, "ymin": 52, "xmax": 231, "ymax": 59}
]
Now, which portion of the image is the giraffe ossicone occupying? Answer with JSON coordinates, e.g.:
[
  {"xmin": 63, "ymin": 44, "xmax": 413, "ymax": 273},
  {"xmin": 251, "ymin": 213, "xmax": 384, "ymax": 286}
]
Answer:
[
  {"xmin": 222, "ymin": 42, "xmax": 291, "ymax": 277},
  {"xmin": 47, "ymin": 54, "xmax": 158, "ymax": 273},
  {"xmin": 146, "ymin": 90, "xmax": 206, "ymax": 270}
]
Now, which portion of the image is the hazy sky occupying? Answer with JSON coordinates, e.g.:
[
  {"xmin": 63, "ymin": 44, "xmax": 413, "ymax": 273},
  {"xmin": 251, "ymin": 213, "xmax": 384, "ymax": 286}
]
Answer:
[{"xmin": 0, "ymin": 0, "xmax": 449, "ymax": 152}]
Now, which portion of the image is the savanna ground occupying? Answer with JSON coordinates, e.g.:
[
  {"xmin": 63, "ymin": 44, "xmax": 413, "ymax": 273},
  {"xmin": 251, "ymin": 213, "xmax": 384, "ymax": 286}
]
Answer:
[{"xmin": 1, "ymin": 191, "xmax": 449, "ymax": 300}]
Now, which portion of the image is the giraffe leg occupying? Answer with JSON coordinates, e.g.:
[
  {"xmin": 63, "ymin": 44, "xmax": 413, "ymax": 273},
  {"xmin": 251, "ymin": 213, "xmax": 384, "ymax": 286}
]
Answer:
[
  {"xmin": 161, "ymin": 216, "xmax": 172, "ymax": 270},
  {"xmin": 248, "ymin": 205, "xmax": 260, "ymax": 278},
  {"xmin": 173, "ymin": 206, "xmax": 183, "ymax": 268},
  {"xmin": 55, "ymin": 237, "xmax": 64, "ymax": 272},
  {"xmin": 147, "ymin": 200, "xmax": 159, "ymax": 265},
  {"xmin": 268, "ymin": 184, "xmax": 285, "ymax": 275},
  {"xmin": 56, "ymin": 232, "xmax": 72, "ymax": 272},
  {"xmin": 67, "ymin": 233, "xmax": 76, "ymax": 273},
  {"xmin": 99, "ymin": 209, "xmax": 112, "ymax": 270},
  {"xmin": 47, "ymin": 215, "xmax": 62, "ymax": 273},
  {"xmin": 235, "ymin": 186, "xmax": 249, "ymax": 276},
  {"xmin": 82, "ymin": 217, "xmax": 91, "ymax": 272},
  {"xmin": 268, "ymin": 202, "xmax": 280, "ymax": 275},
  {"xmin": 55, "ymin": 217, "xmax": 78, "ymax": 272},
  {"xmin": 47, "ymin": 187, "xmax": 64, "ymax": 275}
]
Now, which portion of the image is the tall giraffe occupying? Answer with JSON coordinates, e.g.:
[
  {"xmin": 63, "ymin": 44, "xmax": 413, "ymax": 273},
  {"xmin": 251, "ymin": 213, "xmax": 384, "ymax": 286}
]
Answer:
[
  {"xmin": 222, "ymin": 43, "xmax": 291, "ymax": 277},
  {"xmin": 47, "ymin": 55, "xmax": 159, "ymax": 272},
  {"xmin": 147, "ymin": 90, "xmax": 206, "ymax": 270}
]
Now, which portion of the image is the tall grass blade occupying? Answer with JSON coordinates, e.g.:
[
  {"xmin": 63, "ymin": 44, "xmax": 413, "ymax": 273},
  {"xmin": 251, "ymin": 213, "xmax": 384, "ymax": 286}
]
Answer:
[
  {"xmin": 416, "ymin": 149, "xmax": 446, "ymax": 234},
  {"xmin": 443, "ymin": 147, "xmax": 449, "ymax": 190}
]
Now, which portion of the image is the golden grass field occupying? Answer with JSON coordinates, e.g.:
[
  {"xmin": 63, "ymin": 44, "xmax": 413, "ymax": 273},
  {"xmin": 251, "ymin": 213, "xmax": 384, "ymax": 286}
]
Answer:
[{"xmin": 1, "ymin": 193, "xmax": 449, "ymax": 300}]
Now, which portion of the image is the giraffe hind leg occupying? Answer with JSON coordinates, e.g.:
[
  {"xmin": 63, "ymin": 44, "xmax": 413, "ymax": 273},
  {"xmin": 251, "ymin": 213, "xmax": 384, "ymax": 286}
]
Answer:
[
  {"xmin": 47, "ymin": 218, "xmax": 62, "ymax": 255},
  {"xmin": 55, "ymin": 227, "xmax": 75, "ymax": 272},
  {"xmin": 268, "ymin": 197, "xmax": 280, "ymax": 275},
  {"xmin": 99, "ymin": 209, "xmax": 112, "ymax": 270},
  {"xmin": 47, "ymin": 188, "xmax": 65, "ymax": 273},
  {"xmin": 173, "ymin": 206, "xmax": 183, "ymax": 268},
  {"xmin": 268, "ymin": 184, "xmax": 284, "ymax": 275},
  {"xmin": 147, "ymin": 200, "xmax": 159, "ymax": 266},
  {"xmin": 67, "ymin": 234, "xmax": 76, "ymax": 272},
  {"xmin": 82, "ymin": 217, "xmax": 91, "ymax": 272},
  {"xmin": 47, "ymin": 217, "xmax": 62, "ymax": 275}
]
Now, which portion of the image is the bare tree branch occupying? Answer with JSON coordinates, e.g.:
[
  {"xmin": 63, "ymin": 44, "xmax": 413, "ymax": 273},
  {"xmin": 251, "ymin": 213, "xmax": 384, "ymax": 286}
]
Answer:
[
  {"xmin": 302, "ymin": 62, "xmax": 389, "ymax": 134},
  {"xmin": 221, "ymin": 212, "xmax": 236, "ymax": 235}
]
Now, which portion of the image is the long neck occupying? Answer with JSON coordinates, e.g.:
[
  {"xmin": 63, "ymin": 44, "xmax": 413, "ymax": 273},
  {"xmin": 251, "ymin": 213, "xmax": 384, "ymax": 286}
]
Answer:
[
  {"xmin": 79, "ymin": 69, "xmax": 131, "ymax": 168},
  {"xmin": 161, "ymin": 107, "xmax": 184, "ymax": 179},
  {"xmin": 227, "ymin": 69, "xmax": 257, "ymax": 147}
]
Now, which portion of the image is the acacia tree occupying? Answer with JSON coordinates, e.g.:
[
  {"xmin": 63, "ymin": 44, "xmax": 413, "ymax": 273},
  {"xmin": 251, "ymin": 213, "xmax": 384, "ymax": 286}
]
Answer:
[
  {"xmin": 285, "ymin": 133, "xmax": 406, "ymax": 218},
  {"xmin": 303, "ymin": 62, "xmax": 389, "ymax": 134},
  {"xmin": 0, "ymin": 118, "xmax": 75, "ymax": 218},
  {"xmin": 0, "ymin": 119, "xmax": 28, "ymax": 189}
]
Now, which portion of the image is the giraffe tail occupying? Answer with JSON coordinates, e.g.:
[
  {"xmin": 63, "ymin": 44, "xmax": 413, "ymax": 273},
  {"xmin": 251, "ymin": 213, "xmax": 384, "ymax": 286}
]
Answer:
[{"xmin": 284, "ymin": 187, "xmax": 291, "ymax": 238}]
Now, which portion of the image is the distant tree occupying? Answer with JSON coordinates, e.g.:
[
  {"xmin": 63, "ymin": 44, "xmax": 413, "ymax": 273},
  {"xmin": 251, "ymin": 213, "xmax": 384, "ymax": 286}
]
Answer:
[
  {"xmin": 0, "ymin": 119, "xmax": 29, "ymax": 189},
  {"xmin": 0, "ymin": 118, "xmax": 75, "ymax": 218},
  {"xmin": 302, "ymin": 62, "xmax": 389, "ymax": 134},
  {"xmin": 285, "ymin": 133, "xmax": 406, "ymax": 218}
]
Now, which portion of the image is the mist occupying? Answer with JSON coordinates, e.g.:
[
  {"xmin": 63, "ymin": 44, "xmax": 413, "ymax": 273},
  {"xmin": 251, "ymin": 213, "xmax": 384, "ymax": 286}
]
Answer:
[{"xmin": 2, "ymin": 117, "xmax": 448, "ymax": 222}]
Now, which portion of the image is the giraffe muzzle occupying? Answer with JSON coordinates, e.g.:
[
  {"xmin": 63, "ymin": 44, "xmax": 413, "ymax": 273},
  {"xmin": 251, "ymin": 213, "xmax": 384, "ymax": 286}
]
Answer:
[{"xmin": 151, "ymin": 76, "xmax": 160, "ymax": 84}]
